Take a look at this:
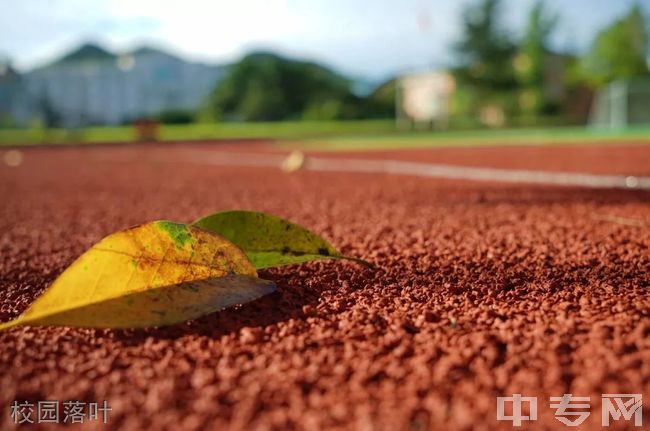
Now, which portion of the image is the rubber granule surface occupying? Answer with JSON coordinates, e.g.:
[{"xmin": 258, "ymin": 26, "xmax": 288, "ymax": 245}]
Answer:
[{"xmin": 0, "ymin": 143, "xmax": 648, "ymax": 430}]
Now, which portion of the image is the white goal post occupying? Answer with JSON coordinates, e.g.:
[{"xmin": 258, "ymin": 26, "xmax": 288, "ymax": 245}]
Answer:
[{"xmin": 589, "ymin": 78, "xmax": 650, "ymax": 129}]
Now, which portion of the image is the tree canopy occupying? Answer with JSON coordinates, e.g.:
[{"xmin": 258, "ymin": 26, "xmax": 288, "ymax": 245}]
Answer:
[
  {"xmin": 516, "ymin": 0, "xmax": 559, "ymax": 114},
  {"xmin": 204, "ymin": 52, "xmax": 359, "ymax": 121},
  {"xmin": 518, "ymin": 1, "xmax": 557, "ymax": 87},
  {"xmin": 454, "ymin": 0, "xmax": 517, "ymax": 90},
  {"xmin": 580, "ymin": 5, "xmax": 649, "ymax": 87}
]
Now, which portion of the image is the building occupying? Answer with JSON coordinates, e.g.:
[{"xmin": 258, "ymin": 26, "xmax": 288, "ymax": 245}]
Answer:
[
  {"xmin": 0, "ymin": 61, "xmax": 24, "ymax": 126},
  {"xmin": 396, "ymin": 70, "xmax": 456, "ymax": 129},
  {"xmin": 9, "ymin": 43, "xmax": 227, "ymax": 127}
]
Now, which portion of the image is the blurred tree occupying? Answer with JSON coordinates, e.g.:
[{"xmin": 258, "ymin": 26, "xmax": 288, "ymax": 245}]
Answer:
[
  {"xmin": 156, "ymin": 109, "xmax": 194, "ymax": 124},
  {"xmin": 0, "ymin": 114, "xmax": 14, "ymax": 128},
  {"xmin": 361, "ymin": 79, "xmax": 396, "ymax": 118},
  {"xmin": 205, "ymin": 52, "xmax": 358, "ymax": 121},
  {"xmin": 580, "ymin": 5, "xmax": 649, "ymax": 87},
  {"xmin": 454, "ymin": 0, "xmax": 517, "ymax": 90},
  {"xmin": 452, "ymin": 0, "xmax": 519, "ymax": 125},
  {"xmin": 516, "ymin": 0, "xmax": 559, "ymax": 114}
]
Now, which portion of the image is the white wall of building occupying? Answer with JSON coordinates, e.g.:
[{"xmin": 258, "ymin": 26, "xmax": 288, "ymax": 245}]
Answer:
[{"xmin": 16, "ymin": 50, "xmax": 226, "ymax": 127}]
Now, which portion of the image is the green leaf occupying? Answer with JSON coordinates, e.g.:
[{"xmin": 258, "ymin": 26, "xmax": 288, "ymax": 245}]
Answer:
[{"xmin": 193, "ymin": 210, "xmax": 374, "ymax": 269}]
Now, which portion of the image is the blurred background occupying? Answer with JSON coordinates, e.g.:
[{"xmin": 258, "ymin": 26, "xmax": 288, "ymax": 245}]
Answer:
[{"xmin": 0, "ymin": 0, "xmax": 649, "ymax": 145}]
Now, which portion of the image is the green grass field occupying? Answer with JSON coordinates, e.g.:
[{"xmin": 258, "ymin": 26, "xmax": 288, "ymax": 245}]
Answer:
[
  {"xmin": 290, "ymin": 125, "xmax": 650, "ymax": 151},
  {"xmin": 0, "ymin": 120, "xmax": 395, "ymax": 146},
  {"xmin": 1, "ymin": 120, "xmax": 649, "ymax": 151}
]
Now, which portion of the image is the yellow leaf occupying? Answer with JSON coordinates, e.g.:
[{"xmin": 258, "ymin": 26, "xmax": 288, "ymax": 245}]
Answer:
[{"xmin": 0, "ymin": 221, "xmax": 275, "ymax": 330}]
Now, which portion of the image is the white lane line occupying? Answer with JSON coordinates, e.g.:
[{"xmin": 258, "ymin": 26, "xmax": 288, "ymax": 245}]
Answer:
[
  {"xmin": 158, "ymin": 150, "xmax": 650, "ymax": 191},
  {"xmin": 308, "ymin": 158, "xmax": 650, "ymax": 190}
]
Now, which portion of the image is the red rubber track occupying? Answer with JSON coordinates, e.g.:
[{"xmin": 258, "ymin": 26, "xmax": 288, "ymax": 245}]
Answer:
[{"xmin": 0, "ymin": 142, "xmax": 648, "ymax": 430}]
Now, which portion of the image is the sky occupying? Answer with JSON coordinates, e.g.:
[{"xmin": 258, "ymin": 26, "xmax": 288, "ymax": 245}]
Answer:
[{"xmin": 1, "ymin": 0, "xmax": 648, "ymax": 80}]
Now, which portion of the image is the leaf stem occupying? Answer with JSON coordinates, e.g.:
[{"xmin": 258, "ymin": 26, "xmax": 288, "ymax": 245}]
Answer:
[{"xmin": 337, "ymin": 255, "xmax": 377, "ymax": 270}]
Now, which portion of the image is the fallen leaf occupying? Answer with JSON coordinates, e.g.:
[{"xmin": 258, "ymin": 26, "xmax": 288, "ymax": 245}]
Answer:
[
  {"xmin": 281, "ymin": 150, "xmax": 306, "ymax": 172},
  {"xmin": 0, "ymin": 221, "xmax": 276, "ymax": 330},
  {"xmin": 193, "ymin": 210, "xmax": 374, "ymax": 269}
]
